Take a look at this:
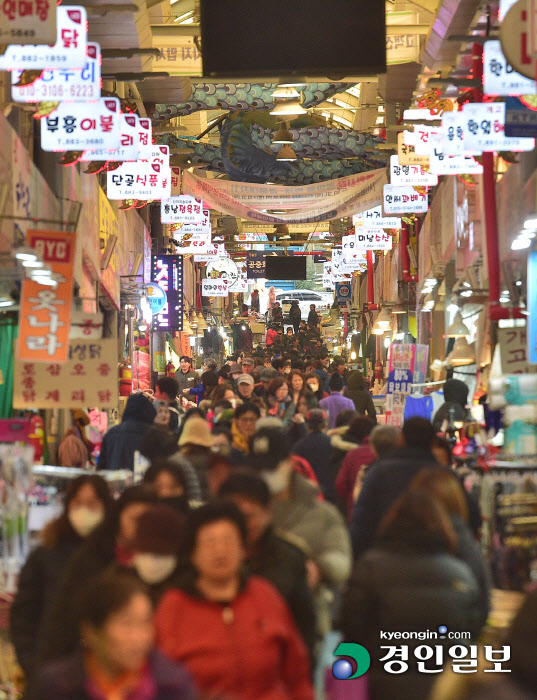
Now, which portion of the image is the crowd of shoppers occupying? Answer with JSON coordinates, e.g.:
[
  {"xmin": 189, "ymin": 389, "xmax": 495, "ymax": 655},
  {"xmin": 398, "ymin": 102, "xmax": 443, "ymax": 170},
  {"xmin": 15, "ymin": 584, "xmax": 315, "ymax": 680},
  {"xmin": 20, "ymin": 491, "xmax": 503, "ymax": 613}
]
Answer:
[{"xmin": 11, "ymin": 343, "xmax": 531, "ymax": 700}]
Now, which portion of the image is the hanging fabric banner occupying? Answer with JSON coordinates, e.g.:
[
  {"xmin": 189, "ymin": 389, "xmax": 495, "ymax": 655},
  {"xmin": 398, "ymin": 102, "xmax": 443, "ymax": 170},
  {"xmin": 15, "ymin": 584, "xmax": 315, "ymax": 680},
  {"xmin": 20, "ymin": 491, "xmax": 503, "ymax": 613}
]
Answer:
[{"xmin": 183, "ymin": 169, "xmax": 387, "ymax": 223}]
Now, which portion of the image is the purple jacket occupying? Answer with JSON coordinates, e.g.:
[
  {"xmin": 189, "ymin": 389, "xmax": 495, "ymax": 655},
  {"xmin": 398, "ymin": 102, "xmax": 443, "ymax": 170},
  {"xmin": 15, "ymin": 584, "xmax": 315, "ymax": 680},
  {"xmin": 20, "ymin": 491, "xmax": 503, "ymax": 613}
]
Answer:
[
  {"xmin": 29, "ymin": 650, "xmax": 195, "ymax": 700},
  {"xmin": 319, "ymin": 393, "xmax": 356, "ymax": 430}
]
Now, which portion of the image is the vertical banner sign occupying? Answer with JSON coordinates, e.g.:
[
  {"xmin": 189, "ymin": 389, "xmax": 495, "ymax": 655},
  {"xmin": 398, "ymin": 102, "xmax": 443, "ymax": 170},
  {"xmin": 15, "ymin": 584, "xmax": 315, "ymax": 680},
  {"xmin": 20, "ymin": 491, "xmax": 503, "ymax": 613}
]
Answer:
[
  {"xmin": 386, "ymin": 343, "xmax": 415, "ymax": 427},
  {"xmin": 335, "ymin": 282, "xmax": 351, "ymax": 307},
  {"xmin": 528, "ymin": 250, "xmax": 537, "ymax": 364},
  {"xmin": 151, "ymin": 255, "xmax": 184, "ymax": 332},
  {"xmin": 18, "ymin": 230, "xmax": 76, "ymax": 363}
]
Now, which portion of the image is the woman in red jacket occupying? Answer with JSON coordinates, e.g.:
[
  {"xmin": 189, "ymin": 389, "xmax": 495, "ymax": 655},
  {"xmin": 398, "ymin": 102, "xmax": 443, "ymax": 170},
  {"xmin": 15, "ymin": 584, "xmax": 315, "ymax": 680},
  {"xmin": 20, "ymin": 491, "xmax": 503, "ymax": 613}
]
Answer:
[{"xmin": 155, "ymin": 501, "xmax": 313, "ymax": 700}]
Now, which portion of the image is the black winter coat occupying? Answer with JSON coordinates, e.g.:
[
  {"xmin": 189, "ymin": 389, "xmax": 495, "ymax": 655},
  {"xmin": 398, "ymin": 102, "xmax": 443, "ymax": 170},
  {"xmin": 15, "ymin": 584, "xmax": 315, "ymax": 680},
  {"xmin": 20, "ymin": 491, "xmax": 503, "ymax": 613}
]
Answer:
[
  {"xmin": 346, "ymin": 371, "xmax": 377, "ymax": 422},
  {"xmin": 29, "ymin": 650, "xmax": 195, "ymax": 700},
  {"xmin": 350, "ymin": 447, "xmax": 439, "ymax": 557},
  {"xmin": 340, "ymin": 529, "xmax": 482, "ymax": 700},
  {"xmin": 10, "ymin": 538, "xmax": 81, "ymax": 677},
  {"xmin": 248, "ymin": 525, "xmax": 316, "ymax": 660},
  {"xmin": 293, "ymin": 431, "xmax": 338, "ymax": 505}
]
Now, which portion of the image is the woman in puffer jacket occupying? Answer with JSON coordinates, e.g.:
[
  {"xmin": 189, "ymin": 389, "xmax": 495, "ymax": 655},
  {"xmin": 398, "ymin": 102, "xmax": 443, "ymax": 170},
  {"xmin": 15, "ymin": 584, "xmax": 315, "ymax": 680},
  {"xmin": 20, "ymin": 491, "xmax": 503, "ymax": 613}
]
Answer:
[{"xmin": 340, "ymin": 489, "xmax": 482, "ymax": 700}]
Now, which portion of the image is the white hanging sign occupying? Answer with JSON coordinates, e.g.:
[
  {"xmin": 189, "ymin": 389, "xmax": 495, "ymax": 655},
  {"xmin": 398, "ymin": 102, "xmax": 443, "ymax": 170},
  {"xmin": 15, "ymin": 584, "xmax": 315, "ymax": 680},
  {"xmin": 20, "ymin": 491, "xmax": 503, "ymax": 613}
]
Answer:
[
  {"xmin": 0, "ymin": 0, "xmax": 56, "ymax": 45},
  {"xmin": 390, "ymin": 155, "xmax": 438, "ymax": 187},
  {"xmin": 11, "ymin": 42, "xmax": 100, "ymax": 103},
  {"xmin": 441, "ymin": 112, "xmax": 466, "ymax": 155},
  {"xmin": 170, "ymin": 167, "xmax": 181, "ymax": 196},
  {"xmin": 140, "ymin": 145, "xmax": 170, "ymax": 166},
  {"xmin": 79, "ymin": 114, "xmax": 139, "ymax": 162},
  {"xmin": 397, "ymin": 132, "xmax": 430, "ymax": 166},
  {"xmin": 161, "ymin": 195, "xmax": 205, "ymax": 224},
  {"xmin": 483, "ymin": 40, "xmax": 537, "ymax": 96},
  {"xmin": 383, "ymin": 184, "xmax": 429, "ymax": 214},
  {"xmin": 202, "ymin": 278, "xmax": 228, "ymax": 297},
  {"xmin": 355, "ymin": 229, "xmax": 393, "ymax": 251},
  {"xmin": 0, "ymin": 6, "xmax": 87, "ymax": 70},
  {"xmin": 428, "ymin": 148, "xmax": 484, "ymax": 175},
  {"xmin": 106, "ymin": 162, "xmax": 171, "ymax": 200},
  {"xmin": 40, "ymin": 97, "xmax": 120, "ymax": 151},
  {"xmin": 173, "ymin": 233, "xmax": 211, "ymax": 253},
  {"xmin": 194, "ymin": 244, "xmax": 229, "ymax": 261},
  {"xmin": 462, "ymin": 102, "xmax": 535, "ymax": 152},
  {"xmin": 353, "ymin": 205, "xmax": 402, "ymax": 229},
  {"xmin": 171, "ymin": 210, "xmax": 211, "ymax": 236}
]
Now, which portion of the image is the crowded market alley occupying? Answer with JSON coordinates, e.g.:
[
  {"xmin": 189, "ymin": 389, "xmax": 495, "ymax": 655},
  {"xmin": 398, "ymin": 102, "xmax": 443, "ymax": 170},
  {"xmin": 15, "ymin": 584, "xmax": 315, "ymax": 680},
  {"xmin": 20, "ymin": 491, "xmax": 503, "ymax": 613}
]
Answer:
[{"xmin": 2, "ymin": 1, "xmax": 537, "ymax": 698}]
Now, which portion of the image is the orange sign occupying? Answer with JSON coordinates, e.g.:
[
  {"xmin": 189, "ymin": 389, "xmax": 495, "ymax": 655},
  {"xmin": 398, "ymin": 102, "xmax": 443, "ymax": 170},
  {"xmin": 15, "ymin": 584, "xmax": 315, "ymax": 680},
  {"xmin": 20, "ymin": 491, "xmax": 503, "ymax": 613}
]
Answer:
[{"xmin": 17, "ymin": 229, "xmax": 75, "ymax": 363}]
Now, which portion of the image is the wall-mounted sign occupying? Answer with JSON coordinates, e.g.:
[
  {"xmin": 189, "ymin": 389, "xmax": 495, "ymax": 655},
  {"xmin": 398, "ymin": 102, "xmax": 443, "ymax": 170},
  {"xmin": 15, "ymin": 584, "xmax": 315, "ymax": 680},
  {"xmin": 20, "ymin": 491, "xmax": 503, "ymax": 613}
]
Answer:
[
  {"xmin": 0, "ymin": 0, "xmax": 56, "ymax": 45},
  {"xmin": 13, "ymin": 338, "xmax": 118, "ymax": 408},
  {"xmin": 41, "ymin": 97, "xmax": 120, "ymax": 152},
  {"xmin": 80, "ymin": 114, "xmax": 139, "ymax": 162},
  {"xmin": 0, "ymin": 6, "xmax": 87, "ymax": 70},
  {"xmin": 151, "ymin": 255, "xmax": 183, "ymax": 332},
  {"xmin": 145, "ymin": 282, "xmax": 167, "ymax": 314},
  {"xmin": 484, "ymin": 40, "xmax": 536, "ymax": 96},
  {"xmin": 202, "ymin": 278, "xmax": 228, "ymax": 297},
  {"xmin": 390, "ymin": 155, "xmax": 438, "ymax": 187},
  {"xmin": 161, "ymin": 195, "xmax": 205, "ymax": 224},
  {"xmin": 462, "ymin": 102, "xmax": 535, "ymax": 152},
  {"xmin": 12, "ymin": 42, "xmax": 100, "ymax": 104},
  {"xmin": 17, "ymin": 230, "xmax": 75, "ymax": 364},
  {"xmin": 383, "ymin": 185, "xmax": 429, "ymax": 214},
  {"xmin": 353, "ymin": 205, "xmax": 401, "ymax": 229},
  {"xmin": 428, "ymin": 149, "xmax": 484, "ymax": 175},
  {"xmin": 107, "ymin": 162, "xmax": 171, "ymax": 200},
  {"xmin": 355, "ymin": 229, "xmax": 393, "ymax": 251}
]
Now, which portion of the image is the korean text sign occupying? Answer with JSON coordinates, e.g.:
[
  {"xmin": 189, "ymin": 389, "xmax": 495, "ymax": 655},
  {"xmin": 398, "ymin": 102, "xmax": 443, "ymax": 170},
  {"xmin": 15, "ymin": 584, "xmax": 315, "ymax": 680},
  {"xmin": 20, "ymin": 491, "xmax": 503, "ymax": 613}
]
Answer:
[
  {"xmin": 12, "ymin": 42, "xmax": 101, "ymax": 103},
  {"xmin": 41, "ymin": 97, "xmax": 120, "ymax": 152},
  {"xmin": 17, "ymin": 229, "xmax": 75, "ymax": 363},
  {"xmin": 0, "ymin": 0, "xmax": 56, "ymax": 50},
  {"xmin": 151, "ymin": 255, "xmax": 184, "ymax": 332},
  {"xmin": 383, "ymin": 185, "xmax": 429, "ymax": 214},
  {"xmin": 161, "ymin": 195, "xmax": 205, "ymax": 224},
  {"xmin": 106, "ymin": 162, "xmax": 171, "ymax": 200},
  {"xmin": 13, "ymin": 338, "xmax": 118, "ymax": 408},
  {"xmin": 0, "ymin": 5, "xmax": 87, "ymax": 70},
  {"xmin": 202, "ymin": 278, "xmax": 228, "ymax": 297}
]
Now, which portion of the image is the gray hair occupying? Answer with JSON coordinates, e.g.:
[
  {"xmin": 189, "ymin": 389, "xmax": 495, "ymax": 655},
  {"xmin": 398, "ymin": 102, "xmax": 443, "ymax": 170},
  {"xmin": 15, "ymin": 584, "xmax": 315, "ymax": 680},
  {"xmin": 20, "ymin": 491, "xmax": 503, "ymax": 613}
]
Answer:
[{"xmin": 370, "ymin": 424, "xmax": 400, "ymax": 458}]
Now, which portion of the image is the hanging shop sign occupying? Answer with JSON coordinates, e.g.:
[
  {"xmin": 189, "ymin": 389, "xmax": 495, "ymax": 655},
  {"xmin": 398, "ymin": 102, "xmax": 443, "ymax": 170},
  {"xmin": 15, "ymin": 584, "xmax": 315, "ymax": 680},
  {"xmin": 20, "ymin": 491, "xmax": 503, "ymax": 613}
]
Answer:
[
  {"xmin": 441, "ymin": 112, "xmax": 467, "ymax": 156},
  {"xmin": 107, "ymin": 162, "xmax": 171, "ymax": 200},
  {"xmin": 483, "ymin": 40, "xmax": 536, "ymax": 96},
  {"xmin": 161, "ymin": 195, "xmax": 205, "ymax": 225},
  {"xmin": 323, "ymin": 263, "xmax": 334, "ymax": 290},
  {"xmin": 0, "ymin": 6, "xmax": 87, "ymax": 71},
  {"xmin": 11, "ymin": 42, "xmax": 100, "ymax": 104},
  {"xmin": 462, "ymin": 102, "xmax": 535, "ymax": 152},
  {"xmin": 79, "ymin": 114, "xmax": 139, "ymax": 162},
  {"xmin": 172, "ymin": 232, "xmax": 211, "ymax": 253},
  {"xmin": 246, "ymin": 251, "xmax": 280, "ymax": 278},
  {"xmin": 202, "ymin": 278, "xmax": 228, "ymax": 297},
  {"xmin": 69, "ymin": 311, "xmax": 103, "ymax": 339},
  {"xmin": 390, "ymin": 155, "xmax": 438, "ymax": 187},
  {"xmin": 41, "ymin": 97, "xmax": 120, "ymax": 152},
  {"xmin": 428, "ymin": 149, "xmax": 484, "ymax": 175},
  {"xmin": 194, "ymin": 244, "xmax": 228, "ymax": 261},
  {"xmin": 404, "ymin": 125, "xmax": 442, "ymax": 156},
  {"xmin": 0, "ymin": 0, "xmax": 56, "ymax": 45},
  {"xmin": 183, "ymin": 168, "xmax": 387, "ymax": 224},
  {"xmin": 498, "ymin": 326, "xmax": 533, "ymax": 374},
  {"xmin": 151, "ymin": 254, "xmax": 184, "ymax": 332},
  {"xmin": 397, "ymin": 132, "xmax": 430, "ymax": 166},
  {"xmin": 171, "ymin": 209, "xmax": 211, "ymax": 235},
  {"xmin": 504, "ymin": 96, "xmax": 537, "ymax": 138},
  {"xmin": 353, "ymin": 205, "xmax": 401, "ymax": 230},
  {"xmin": 355, "ymin": 229, "xmax": 393, "ymax": 251},
  {"xmin": 140, "ymin": 145, "xmax": 169, "ymax": 165},
  {"xmin": 206, "ymin": 257, "xmax": 239, "ymax": 288},
  {"xmin": 335, "ymin": 282, "xmax": 351, "ymax": 307},
  {"xmin": 229, "ymin": 262, "xmax": 248, "ymax": 292},
  {"xmin": 17, "ymin": 229, "xmax": 75, "ymax": 363},
  {"xmin": 500, "ymin": 0, "xmax": 534, "ymax": 79},
  {"xmin": 383, "ymin": 185, "xmax": 429, "ymax": 214},
  {"xmin": 145, "ymin": 282, "xmax": 167, "ymax": 314},
  {"xmin": 13, "ymin": 338, "xmax": 118, "ymax": 408}
]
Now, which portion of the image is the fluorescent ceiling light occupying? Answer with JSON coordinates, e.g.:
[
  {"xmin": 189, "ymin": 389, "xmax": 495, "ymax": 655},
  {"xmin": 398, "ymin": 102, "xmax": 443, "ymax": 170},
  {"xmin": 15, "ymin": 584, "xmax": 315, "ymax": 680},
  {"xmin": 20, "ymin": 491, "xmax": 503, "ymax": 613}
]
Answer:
[
  {"xmin": 524, "ymin": 217, "xmax": 537, "ymax": 229},
  {"xmin": 14, "ymin": 247, "xmax": 38, "ymax": 262},
  {"xmin": 512, "ymin": 237, "xmax": 531, "ymax": 250}
]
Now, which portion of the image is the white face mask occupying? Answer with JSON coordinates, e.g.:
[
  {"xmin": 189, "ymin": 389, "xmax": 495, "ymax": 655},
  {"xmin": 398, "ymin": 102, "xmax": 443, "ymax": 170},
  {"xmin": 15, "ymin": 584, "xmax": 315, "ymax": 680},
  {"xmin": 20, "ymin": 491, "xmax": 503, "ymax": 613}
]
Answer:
[
  {"xmin": 68, "ymin": 507, "xmax": 104, "ymax": 538},
  {"xmin": 262, "ymin": 463, "xmax": 291, "ymax": 495},
  {"xmin": 132, "ymin": 553, "xmax": 178, "ymax": 584}
]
